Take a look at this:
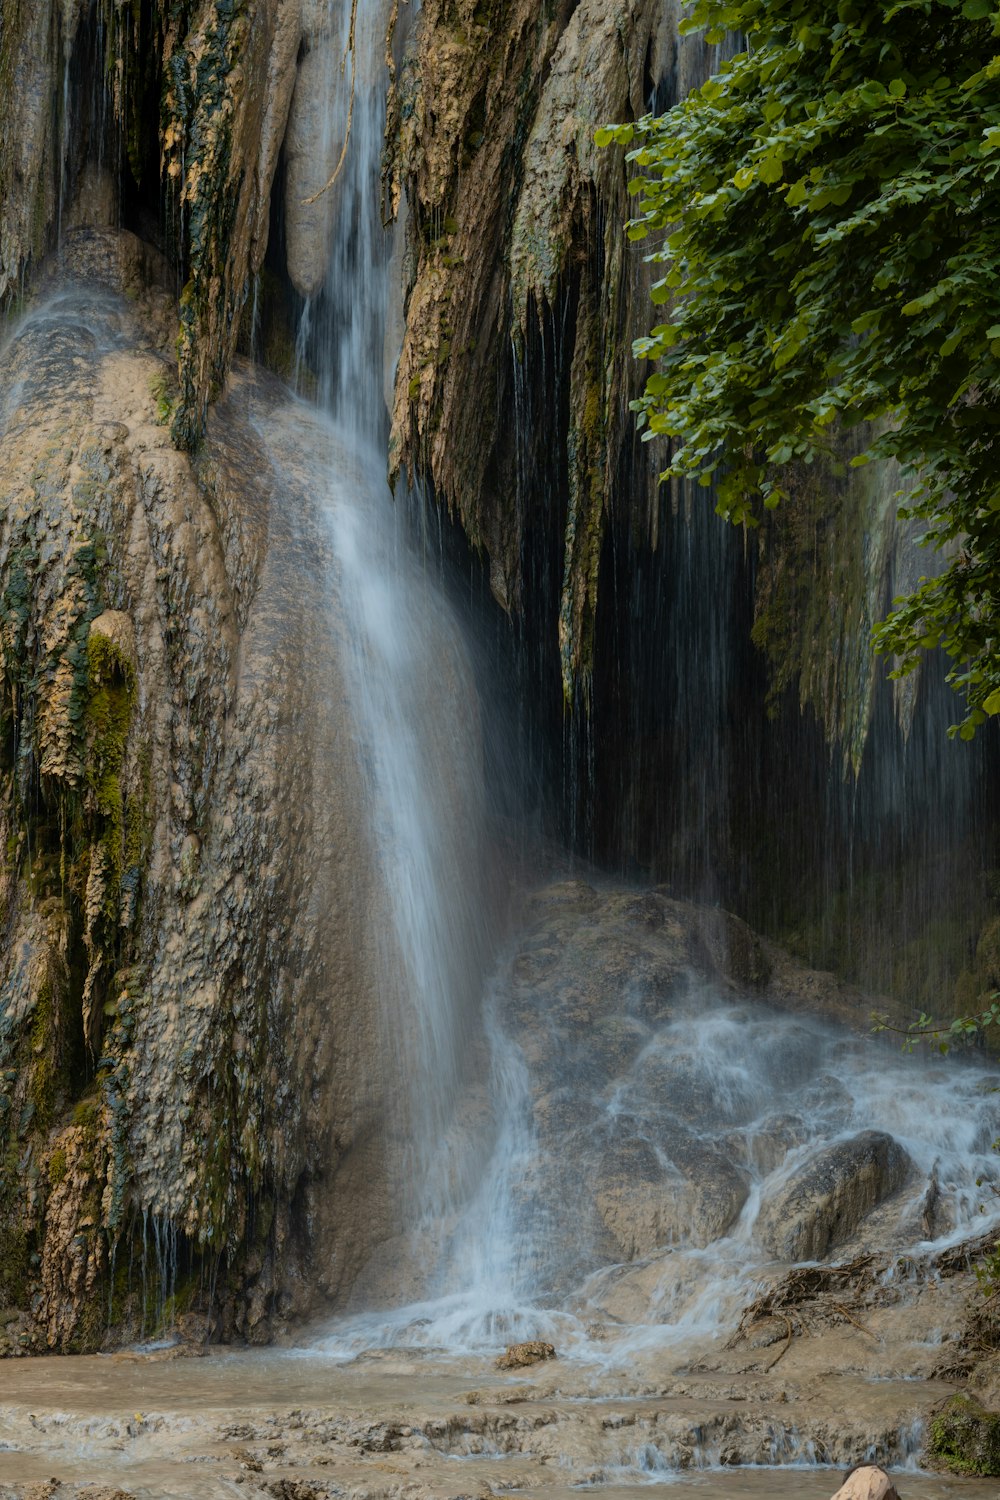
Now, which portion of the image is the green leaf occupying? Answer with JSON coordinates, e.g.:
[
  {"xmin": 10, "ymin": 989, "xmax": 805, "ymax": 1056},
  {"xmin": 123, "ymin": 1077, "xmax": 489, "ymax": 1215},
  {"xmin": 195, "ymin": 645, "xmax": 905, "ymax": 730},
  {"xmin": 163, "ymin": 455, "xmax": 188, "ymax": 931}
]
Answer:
[
  {"xmin": 614, "ymin": 5, "xmax": 1000, "ymax": 745},
  {"xmin": 594, "ymin": 127, "xmax": 614, "ymax": 148}
]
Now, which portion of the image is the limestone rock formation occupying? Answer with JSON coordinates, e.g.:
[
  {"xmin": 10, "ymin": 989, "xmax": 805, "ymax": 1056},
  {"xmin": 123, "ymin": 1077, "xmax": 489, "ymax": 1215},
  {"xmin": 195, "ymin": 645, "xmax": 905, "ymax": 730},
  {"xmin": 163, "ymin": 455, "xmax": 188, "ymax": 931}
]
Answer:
[
  {"xmin": 595, "ymin": 1132, "xmax": 748, "ymax": 1256},
  {"xmin": 495, "ymin": 1339, "xmax": 556, "ymax": 1370},
  {"xmin": 755, "ymin": 1131, "xmax": 912, "ymax": 1263},
  {"xmin": 0, "ymin": 0, "xmax": 74, "ymax": 302},
  {"xmin": 0, "ymin": 231, "xmax": 393, "ymax": 1348},
  {"xmin": 388, "ymin": 0, "xmax": 710, "ymax": 693},
  {"xmin": 0, "ymin": 0, "xmax": 305, "ymax": 453},
  {"xmin": 0, "ymin": 0, "xmax": 939, "ymax": 779}
]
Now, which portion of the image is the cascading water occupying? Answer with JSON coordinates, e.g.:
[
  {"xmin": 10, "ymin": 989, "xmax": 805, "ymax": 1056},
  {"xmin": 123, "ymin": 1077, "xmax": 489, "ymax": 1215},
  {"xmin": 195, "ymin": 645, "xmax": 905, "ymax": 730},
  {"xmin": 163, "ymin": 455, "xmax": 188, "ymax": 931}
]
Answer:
[
  {"xmin": 312, "ymin": 917, "xmax": 1000, "ymax": 1362},
  {"xmin": 283, "ymin": 0, "xmax": 1000, "ymax": 1368},
  {"xmin": 289, "ymin": 0, "xmax": 502, "ymax": 1256}
]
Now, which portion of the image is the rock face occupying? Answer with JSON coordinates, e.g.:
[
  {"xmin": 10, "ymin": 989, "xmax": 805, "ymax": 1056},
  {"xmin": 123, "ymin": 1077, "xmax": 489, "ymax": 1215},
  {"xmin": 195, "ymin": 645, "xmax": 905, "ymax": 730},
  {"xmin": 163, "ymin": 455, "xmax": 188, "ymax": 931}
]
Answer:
[
  {"xmin": 594, "ymin": 1134, "xmax": 749, "ymax": 1256},
  {"xmin": 0, "ymin": 232, "xmax": 396, "ymax": 1348},
  {"xmin": 387, "ymin": 0, "xmax": 707, "ymax": 693},
  {"xmin": 0, "ymin": 1, "xmax": 303, "ymax": 451},
  {"xmin": 0, "ymin": 0, "xmax": 70, "ymax": 301},
  {"xmin": 755, "ymin": 1132, "xmax": 912, "ymax": 1263}
]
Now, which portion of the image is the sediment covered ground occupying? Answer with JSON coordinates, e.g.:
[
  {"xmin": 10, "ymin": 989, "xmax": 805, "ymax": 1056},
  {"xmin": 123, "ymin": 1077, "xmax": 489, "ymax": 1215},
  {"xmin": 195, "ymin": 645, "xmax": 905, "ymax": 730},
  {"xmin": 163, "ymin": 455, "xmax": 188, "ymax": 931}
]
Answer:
[{"xmin": 0, "ymin": 1354, "xmax": 990, "ymax": 1497}]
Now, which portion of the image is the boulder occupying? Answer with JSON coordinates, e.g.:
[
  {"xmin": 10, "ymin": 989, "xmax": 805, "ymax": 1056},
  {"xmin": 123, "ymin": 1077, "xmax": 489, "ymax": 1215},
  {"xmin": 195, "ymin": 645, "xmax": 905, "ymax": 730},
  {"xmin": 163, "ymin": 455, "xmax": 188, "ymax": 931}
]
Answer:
[
  {"xmin": 830, "ymin": 1467, "xmax": 901, "ymax": 1500},
  {"xmin": 929, "ymin": 1392, "xmax": 1000, "ymax": 1477},
  {"xmin": 756, "ymin": 1131, "xmax": 911, "ymax": 1262}
]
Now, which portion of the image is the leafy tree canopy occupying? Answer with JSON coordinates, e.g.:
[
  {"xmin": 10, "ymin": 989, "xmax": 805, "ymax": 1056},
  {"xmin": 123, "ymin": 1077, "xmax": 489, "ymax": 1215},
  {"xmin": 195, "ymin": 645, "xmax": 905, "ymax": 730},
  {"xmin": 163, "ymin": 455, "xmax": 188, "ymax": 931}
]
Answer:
[{"xmin": 600, "ymin": 0, "xmax": 1000, "ymax": 738}]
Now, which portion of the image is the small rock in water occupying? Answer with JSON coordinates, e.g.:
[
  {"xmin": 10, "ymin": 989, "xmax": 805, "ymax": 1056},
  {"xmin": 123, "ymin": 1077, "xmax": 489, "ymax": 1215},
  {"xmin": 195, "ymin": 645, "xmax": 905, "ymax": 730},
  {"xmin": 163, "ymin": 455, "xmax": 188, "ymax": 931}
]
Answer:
[
  {"xmin": 76, "ymin": 1489, "xmax": 138, "ymax": 1500},
  {"xmin": 830, "ymin": 1466, "xmax": 901, "ymax": 1500},
  {"xmin": 495, "ymin": 1340, "xmax": 556, "ymax": 1370}
]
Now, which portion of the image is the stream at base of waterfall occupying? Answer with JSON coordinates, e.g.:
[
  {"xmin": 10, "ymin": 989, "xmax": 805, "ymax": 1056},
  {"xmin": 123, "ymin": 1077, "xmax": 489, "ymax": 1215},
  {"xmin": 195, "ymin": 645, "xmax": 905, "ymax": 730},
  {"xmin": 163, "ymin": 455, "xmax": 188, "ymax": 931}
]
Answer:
[{"xmin": 0, "ymin": 1344, "xmax": 995, "ymax": 1499}]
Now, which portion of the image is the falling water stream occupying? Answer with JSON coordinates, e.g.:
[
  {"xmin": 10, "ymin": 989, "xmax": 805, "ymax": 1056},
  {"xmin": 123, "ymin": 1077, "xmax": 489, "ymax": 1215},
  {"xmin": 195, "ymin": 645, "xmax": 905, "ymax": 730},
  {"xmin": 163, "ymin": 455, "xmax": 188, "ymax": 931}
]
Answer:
[
  {"xmin": 291, "ymin": 0, "xmax": 1000, "ymax": 1395},
  {"xmin": 294, "ymin": 0, "xmax": 501, "ymax": 1244}
]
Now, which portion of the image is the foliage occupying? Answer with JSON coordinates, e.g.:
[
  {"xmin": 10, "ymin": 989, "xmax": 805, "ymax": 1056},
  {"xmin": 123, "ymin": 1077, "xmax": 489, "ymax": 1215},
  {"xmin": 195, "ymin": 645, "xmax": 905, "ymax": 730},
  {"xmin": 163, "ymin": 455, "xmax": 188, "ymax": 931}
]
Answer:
[
  {"xmin": 871, "ymin": 997, "xmax": 1000, "ymax": 1053},
  {"xmin": 600, "ymin": 0, "xmax": 1000, "ymax": 737},
  {"xmin": 974, "ymin": 1238, "xmax": 1000, "ymax": 1298}
]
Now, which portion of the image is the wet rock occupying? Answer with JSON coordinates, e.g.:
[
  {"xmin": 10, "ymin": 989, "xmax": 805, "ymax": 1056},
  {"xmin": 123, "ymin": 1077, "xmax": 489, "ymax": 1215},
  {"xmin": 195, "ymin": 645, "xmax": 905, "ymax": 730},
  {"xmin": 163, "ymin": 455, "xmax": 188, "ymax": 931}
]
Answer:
[
  {"xmin": 968, "ymin": 1349, "xmax": 1000, "ymax": 1410},
  {"xmin": 256, "ymin": 0, "xmax": 304, "ymax": 273},
  {"xmin": 595, "ymin": 1133, "xmax": 748, "ymax": 1256},
  {"xmin": 695, "ymin": 907, "xmax": 772, "ymax": 989},
  {"xmin": 724, "ymin": 1113, "xmax": 808, "ymax": 1176},
  {"xmin": 264, "ymin": 1484, "xmax": 337, "ymax": 1500},
  {"xmin": 0, "ymin": 0, "xmax": 69, "ymax": 300},
  {"xmin": 929, "ymin": 1392, "xmax": 1000, "ymax": 1476},
  {"xmin": 284, "ymin": 39, "xmax": 340, "ymax": 296},
  {"xmin": 389, "ymin": 0, "xmax": 691, "ymax": 653},
  {"xmin": 756, "ymin": 1131, "xmax": 912, "ymax": 1262},
  {"xmin": 88, "ymin": 610, "xmax": 137, "ymax": 677},
  {"xmin": 39, "ymin": 1126, "xmax": 108, "ymax": 1350},
  {"xmin": 0, "ymin": 245, "xmax": 394, "ymax": 1344},
  {"xmin": 830, "ymin": 1468, "xmax": 901, "ymax": 1500},
  {"xmin": 496, "ymin": 1340, "xmax": 556, "ymax": 1370}
]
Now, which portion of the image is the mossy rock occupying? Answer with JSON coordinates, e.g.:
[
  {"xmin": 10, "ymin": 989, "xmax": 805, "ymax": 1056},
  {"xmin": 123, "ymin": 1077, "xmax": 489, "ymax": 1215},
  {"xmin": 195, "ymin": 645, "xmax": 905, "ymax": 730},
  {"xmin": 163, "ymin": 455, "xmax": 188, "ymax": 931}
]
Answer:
[{"xmin": 929, "ymin": 1393, "xmax": 1000, "ymax": 1476}]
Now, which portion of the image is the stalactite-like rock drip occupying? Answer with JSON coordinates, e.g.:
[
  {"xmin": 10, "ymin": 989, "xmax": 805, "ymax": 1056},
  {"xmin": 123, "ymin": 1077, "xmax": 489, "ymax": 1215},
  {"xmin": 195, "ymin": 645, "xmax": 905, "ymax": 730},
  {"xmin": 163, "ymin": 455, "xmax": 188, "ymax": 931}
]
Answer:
[
  {"xmin": 388, "ymin": 0, "xmax": 682, "ymax": 686},
  {"xmin": 0, "ymin": 0, "xmax": 303, "ymax": 451},
  {"xmin": 751, "ymin": 434, "xmax": 921, "ymax": 774},
  {"xmin": 0, "ymin": 234, "xmax": 390, "ymax": 1350},
  {"xmin": 163, "ymin": 0, "xmax": 302, "ymax": 449},
  {"xmin": 387, "ymin": 0, "xmax": 565, "ymax": 605},
  {"xmin": 0, "ymin": 0, "xmax": 81, "ymax": 301}
]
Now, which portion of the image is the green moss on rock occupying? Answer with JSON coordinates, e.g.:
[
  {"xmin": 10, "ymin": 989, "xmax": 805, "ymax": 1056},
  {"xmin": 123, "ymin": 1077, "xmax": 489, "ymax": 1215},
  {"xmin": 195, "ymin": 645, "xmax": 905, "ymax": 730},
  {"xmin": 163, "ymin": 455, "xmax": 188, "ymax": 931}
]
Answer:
[{"xmin": 930, "ymin": 1394, "xmax": 1000, "ymax": 1477}]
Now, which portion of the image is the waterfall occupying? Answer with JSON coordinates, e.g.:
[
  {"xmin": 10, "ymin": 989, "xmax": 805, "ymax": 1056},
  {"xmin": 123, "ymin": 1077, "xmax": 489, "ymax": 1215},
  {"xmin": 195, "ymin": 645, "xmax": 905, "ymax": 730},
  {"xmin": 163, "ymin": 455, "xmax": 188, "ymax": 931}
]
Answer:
[
  {"xmin": 284, "ymin": 0, "xmax": 1000, "ymax": 1359},
  {"xmin": 293, "ymin": 0, "xmax": 500, "ymax": 1253},
  {"xmin": 311, "ymin": 957, "xmax": 1000, "ymax": 1361}
]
